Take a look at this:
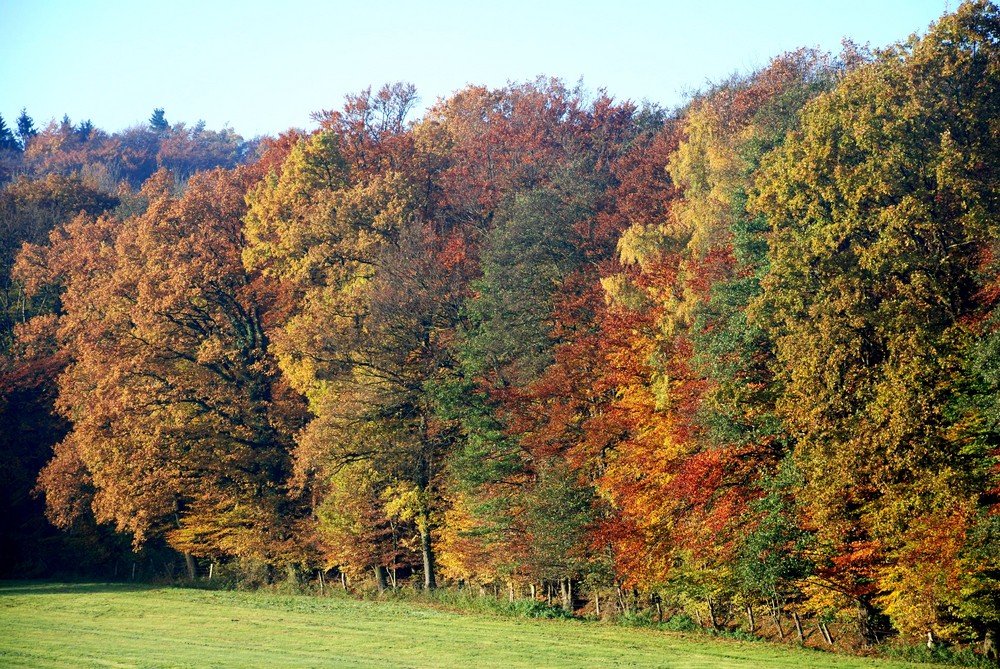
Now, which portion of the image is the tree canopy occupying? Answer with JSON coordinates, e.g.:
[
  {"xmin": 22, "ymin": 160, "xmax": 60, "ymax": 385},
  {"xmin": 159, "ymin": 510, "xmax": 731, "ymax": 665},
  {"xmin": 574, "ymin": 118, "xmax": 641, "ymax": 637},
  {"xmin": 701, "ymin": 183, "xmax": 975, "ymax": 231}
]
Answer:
[{"xmin": 4, "ymin": 2, "xmax": 1000, "ymax": 659}]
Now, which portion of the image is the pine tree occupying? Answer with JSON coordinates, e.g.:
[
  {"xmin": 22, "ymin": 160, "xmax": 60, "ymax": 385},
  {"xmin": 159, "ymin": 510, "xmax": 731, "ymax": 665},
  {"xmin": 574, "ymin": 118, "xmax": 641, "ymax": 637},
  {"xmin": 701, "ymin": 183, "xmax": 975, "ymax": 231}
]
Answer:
[
  {"xmin": 149, "ymin": 107, "xmax": 168, "ymax": 132},
  {"xmin": 15, "ymin": 108, "xmax": 36, "ymax": 150},
  {"xmin": 0, "ymin": 114, "xmax": 20, "ymax": 151}
]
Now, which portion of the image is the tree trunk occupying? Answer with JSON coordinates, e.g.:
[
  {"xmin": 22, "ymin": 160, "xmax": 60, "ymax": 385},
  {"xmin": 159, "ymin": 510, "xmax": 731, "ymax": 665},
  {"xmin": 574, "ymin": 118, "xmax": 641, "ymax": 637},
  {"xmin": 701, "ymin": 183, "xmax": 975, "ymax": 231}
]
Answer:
[
  {"xmin": 419, "ymin": 508, "xmax": 436, "ymax": 590},
  {"xmin": 560, "ymin": 578, "xmax": 571, "ymax": 612},
  {"xmin": 508, "ymin": 581, "xmax": 515, "ymax": 603},
  {"xmin": 707, "ymin": 596, "xmax": 718, "ymax": 630},
  {"xmin": 793, "ymin": 612, "xmax": 804, "ymax": 643},
  {"xmin": 819, "ymin": 621, "xmax": 834, "ymax": 646},
  {"xmin": 530, "ymin": 583, "xmax": 536, "ymax": 600},
  {"xmin": 746, "ymin": 605, "xmax": 755, "ymax": 633},
  {"xmin": 856, "ymin": 600, "xmax": 879, "ymax": 646},
  {"xmin": 595, "ymin": 590, "xmax": 601, "ymax": 618},
  {"xmin": 374, "ymin": 565, "xmax": 388, "ymax": 593},
  {"xmin": 984, "ymin": 628, "xmax": 998, "ymax": 661},
  {"xmin": 184, "ymin": 553, "xmax": 196, "ymax": 581},
  {"xmin": 768, "ymin": 597, "xmax": 785, "ymax": 639}
]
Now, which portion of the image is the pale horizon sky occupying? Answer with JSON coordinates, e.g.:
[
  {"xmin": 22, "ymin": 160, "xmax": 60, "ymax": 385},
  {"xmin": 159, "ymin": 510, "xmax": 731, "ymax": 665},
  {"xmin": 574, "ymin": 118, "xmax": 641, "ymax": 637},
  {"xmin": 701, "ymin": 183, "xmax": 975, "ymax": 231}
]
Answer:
[{"xmin": 2, "ymin": 0, "xmax": 954, "ymax": 138}]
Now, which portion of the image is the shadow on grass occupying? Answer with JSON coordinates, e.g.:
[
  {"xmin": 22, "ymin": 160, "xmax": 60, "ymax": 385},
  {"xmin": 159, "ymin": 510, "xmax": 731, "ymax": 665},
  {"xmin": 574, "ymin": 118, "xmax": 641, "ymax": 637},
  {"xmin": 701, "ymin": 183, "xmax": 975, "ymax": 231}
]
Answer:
[{"xmin": 0, "ymin": 580, "xmax": 160, "ymax": 597}]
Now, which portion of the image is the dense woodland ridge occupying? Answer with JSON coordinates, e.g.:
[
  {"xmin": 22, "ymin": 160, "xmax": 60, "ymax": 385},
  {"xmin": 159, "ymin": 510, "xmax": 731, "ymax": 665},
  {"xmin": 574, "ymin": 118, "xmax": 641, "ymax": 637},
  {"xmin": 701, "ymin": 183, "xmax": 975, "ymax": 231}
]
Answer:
[{"xmin": 2, "ymin": 1, "xmax": 999, "ymax": 660}]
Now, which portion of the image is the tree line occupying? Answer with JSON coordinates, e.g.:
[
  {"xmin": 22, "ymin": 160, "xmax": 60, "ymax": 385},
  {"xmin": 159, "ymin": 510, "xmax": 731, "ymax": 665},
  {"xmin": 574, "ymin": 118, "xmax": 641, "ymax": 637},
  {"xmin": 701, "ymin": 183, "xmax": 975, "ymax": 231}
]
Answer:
[{"xmin": 2, "ymin": 1, "xmax": 999, "ymax": 658}]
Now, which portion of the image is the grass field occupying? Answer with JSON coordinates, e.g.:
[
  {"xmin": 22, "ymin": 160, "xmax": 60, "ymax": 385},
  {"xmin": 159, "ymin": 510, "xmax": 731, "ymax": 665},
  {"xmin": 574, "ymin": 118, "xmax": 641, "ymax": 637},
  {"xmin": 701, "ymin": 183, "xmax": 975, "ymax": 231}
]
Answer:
[{"xmin": 0, "ymin": 582, "xmax": 935, "ymax": 669}]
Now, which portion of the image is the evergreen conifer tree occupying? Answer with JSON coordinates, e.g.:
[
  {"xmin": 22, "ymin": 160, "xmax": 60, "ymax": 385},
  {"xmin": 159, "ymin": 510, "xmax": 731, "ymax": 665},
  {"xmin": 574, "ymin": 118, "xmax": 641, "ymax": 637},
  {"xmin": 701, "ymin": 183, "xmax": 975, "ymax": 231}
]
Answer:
[
  {"xmin": 15, "ymin": 108, "xmax": 36, "ymax": 150},
  {"xmin": 149, "ymin": 108, "xmax": 168, "ymax": 131}
]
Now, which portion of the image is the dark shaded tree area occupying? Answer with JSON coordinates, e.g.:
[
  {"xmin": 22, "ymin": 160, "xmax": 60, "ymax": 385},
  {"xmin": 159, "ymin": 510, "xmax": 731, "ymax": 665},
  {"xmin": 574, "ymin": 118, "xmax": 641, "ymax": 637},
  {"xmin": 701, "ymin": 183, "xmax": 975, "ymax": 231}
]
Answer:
[{"xmin": 4, "ymin": 3, "xmax": 1000, "ymax": 660}]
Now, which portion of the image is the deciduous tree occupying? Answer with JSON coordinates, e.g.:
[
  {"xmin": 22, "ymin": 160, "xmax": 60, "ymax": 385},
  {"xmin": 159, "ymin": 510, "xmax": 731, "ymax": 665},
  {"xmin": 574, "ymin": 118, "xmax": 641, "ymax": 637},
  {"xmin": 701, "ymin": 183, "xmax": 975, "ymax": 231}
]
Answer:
[{"xmin": 22, "ymin": 168, "xmax": 305, "ymax": 573}]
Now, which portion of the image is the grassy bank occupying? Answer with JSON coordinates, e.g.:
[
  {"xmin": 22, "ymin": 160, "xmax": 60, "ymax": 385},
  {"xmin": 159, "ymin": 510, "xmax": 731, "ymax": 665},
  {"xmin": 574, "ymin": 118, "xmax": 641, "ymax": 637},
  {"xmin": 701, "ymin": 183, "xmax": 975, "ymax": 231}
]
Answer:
[{"xmin": 0, "ymin": 581, "xmax": 937, "ymax": 668}]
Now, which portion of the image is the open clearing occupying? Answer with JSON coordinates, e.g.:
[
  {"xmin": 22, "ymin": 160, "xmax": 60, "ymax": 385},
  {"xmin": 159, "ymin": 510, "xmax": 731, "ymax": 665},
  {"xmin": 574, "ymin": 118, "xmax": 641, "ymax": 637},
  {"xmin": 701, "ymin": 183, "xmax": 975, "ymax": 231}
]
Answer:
[{"xmin": 0, "ymin": 582, "xmax": 933, "ymax": 668}]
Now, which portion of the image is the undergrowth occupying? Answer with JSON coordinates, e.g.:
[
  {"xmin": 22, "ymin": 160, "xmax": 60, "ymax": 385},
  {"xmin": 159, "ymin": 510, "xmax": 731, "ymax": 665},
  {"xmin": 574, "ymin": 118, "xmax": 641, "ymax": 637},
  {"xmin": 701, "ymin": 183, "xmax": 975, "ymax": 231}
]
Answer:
[
  {"xmin": 882, "ymin": 643, "xmax": 997, "ymax": 668},
  {"xmin": 386, "ymin": 586, "xmax": 576, "ymax": 620}
]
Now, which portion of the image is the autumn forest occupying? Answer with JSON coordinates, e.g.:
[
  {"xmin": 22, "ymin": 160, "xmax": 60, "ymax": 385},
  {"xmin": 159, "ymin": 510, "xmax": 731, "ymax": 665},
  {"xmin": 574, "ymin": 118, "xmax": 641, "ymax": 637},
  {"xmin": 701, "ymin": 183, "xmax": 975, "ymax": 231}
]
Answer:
[{"xmin": 2, "ymin": 1, "xmax": 1000, "ymax": 659}]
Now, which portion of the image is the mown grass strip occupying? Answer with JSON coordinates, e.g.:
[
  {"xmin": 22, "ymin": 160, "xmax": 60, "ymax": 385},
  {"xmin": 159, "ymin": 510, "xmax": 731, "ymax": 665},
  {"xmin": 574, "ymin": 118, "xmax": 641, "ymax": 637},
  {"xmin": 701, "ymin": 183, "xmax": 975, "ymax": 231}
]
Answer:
[{"xmin": 0, "ymin": 582, "xmax": 933, "ymax": 669}]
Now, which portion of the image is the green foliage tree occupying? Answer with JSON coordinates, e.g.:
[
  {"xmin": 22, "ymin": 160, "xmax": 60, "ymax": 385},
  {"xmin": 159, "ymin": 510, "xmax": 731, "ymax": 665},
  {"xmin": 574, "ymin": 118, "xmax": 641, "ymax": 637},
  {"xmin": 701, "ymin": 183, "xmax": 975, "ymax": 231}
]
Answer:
[
  {"xmin": 0, "ymin": 114, "xmax": 19, "ymax": 152},
  {"xmin": 438, "ymin": 83, "xmax": 642, "ymax": 599},
  {"xmin": 16, "ymin": 109, "xmax": 37, "ymax": 151},
  {"xmin": 460, "ymin": 181, "xmax": 587, "ymax": 385},
  {"xmin": 751, "ymin": 0, "xmax": 1000, "ymax": 645},
  {"xmin": 149, "ymin": 108, "xmax": 169, "ymax": 132}
]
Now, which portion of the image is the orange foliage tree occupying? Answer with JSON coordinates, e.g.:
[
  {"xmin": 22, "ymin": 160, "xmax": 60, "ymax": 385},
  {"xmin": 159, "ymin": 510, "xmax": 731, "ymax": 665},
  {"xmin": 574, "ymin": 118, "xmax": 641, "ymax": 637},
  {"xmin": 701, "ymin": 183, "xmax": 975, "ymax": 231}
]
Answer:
[{"xmin": 20, "ymin": 167, "xmax": 306, "ymax": 576}]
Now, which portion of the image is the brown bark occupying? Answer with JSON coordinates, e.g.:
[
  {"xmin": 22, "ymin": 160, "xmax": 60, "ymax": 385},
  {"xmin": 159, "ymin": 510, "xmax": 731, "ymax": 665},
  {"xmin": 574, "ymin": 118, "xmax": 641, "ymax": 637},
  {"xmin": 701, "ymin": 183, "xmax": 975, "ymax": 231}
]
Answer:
[
  {"xmin": 856, "ymin": 601, "xmax": 880, "ymax": 646},
  {"xmin": 770, "ymin": 598, "xmax": 785, "ymax": 639},
  {"xmin": 819, "ymin": 622, "xmax": 834, "ymax": 646},
  {"xmin": 984, "ymin": 628, "xmax": 998, "ymax": 661},
  {"xmin": 419, "ymin": 507, "xmax": 436, "ymax": 590}
]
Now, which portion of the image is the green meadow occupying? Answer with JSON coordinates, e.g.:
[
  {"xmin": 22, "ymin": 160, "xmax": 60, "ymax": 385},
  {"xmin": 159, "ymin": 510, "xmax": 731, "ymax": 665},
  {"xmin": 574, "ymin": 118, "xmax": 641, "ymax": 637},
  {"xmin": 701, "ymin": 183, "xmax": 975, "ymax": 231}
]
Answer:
[{"xmin": 0, "ymin": 582, "xmax": 935, "ymax": 669}]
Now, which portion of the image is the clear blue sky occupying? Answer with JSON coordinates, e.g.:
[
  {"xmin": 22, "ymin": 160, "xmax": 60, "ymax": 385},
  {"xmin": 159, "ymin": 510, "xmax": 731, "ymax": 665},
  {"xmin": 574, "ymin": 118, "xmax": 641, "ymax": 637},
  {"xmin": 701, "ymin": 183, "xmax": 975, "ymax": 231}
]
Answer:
[{"xmin": 1, "ymin": 0, "xmax": 953, "ymax": 138}]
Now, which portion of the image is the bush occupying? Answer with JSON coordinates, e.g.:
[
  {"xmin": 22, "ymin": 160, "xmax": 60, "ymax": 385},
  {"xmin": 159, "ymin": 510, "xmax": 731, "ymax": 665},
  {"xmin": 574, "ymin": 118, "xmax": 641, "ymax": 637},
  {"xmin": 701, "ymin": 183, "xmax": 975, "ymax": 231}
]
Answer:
[
  {"xmin": 882, "ymin": 642, "xmax": 997, "ymax": 668},
  {"xmin": 662, "ymin": 613, "xmax": 700, "ymax": 633}
]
